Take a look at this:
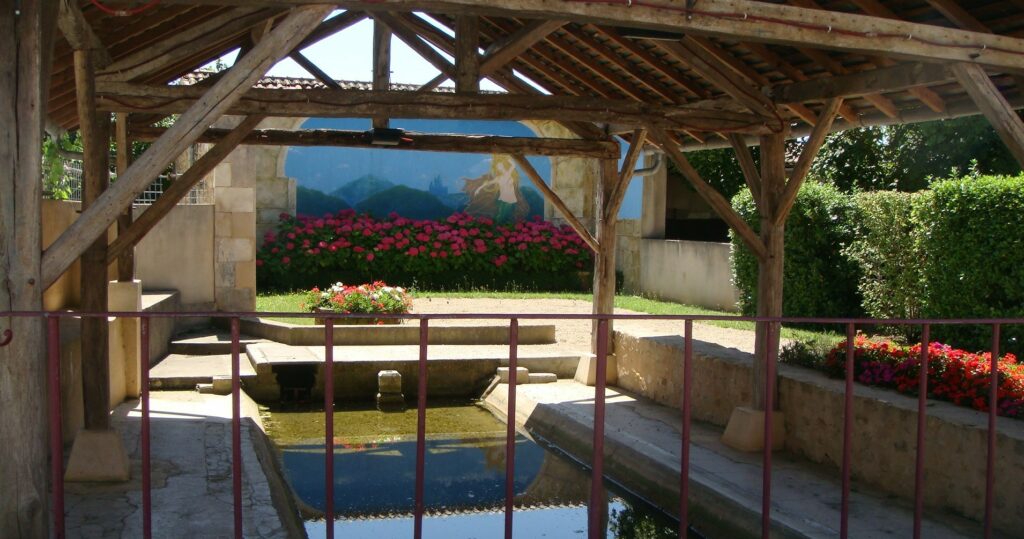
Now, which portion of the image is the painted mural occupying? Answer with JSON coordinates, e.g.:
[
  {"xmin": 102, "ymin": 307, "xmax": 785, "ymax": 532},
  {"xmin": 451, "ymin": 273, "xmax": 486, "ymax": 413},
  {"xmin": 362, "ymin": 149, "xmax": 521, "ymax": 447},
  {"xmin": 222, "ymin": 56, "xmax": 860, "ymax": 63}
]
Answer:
[{"xmin": 285, "ymin": 118, "xmax": 642, "ymax": 222}]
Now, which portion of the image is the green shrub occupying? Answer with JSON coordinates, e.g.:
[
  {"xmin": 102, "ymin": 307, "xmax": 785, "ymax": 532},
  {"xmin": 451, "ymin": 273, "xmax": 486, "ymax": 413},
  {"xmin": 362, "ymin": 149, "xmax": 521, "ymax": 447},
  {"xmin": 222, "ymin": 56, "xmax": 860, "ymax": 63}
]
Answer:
[
  {"xmin": 846, "ymin": 191, "xmax": 924, "ymax": 338},
  {"xmin": 731, "ymin": 182, "xmax": 862, "ymax": 318},
  {"xmin": 915, "ymin": 175, "xmax": 1024, "ymax": 353}
]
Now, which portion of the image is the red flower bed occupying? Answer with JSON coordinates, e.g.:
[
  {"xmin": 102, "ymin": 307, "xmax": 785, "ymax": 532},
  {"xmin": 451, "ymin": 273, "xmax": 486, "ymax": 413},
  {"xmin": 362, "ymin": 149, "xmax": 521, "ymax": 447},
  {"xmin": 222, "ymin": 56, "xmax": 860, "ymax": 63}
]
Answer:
[
  {"xmin": 823, "ymin": 336, "xmax": 1024, "ymax": 418},
  {"xmin": 257, "ymin": 210, "xmax": 593, "ymax": 290}
]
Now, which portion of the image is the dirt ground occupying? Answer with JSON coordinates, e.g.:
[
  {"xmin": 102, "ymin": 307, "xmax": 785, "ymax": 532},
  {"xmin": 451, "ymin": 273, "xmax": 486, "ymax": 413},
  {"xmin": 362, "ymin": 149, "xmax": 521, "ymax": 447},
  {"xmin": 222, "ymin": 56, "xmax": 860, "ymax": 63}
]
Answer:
[{"xmin": 410, "ymin": 297, "xmax": 758, "ymax": 354}]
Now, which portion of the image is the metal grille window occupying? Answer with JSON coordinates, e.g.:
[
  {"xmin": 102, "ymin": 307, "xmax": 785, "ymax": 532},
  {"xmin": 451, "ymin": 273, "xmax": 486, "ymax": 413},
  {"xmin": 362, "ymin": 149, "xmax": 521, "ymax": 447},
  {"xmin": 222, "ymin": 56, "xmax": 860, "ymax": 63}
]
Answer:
[{"xmin": 44, "ymin": 156, "xmax": 213, "ymax": 205}]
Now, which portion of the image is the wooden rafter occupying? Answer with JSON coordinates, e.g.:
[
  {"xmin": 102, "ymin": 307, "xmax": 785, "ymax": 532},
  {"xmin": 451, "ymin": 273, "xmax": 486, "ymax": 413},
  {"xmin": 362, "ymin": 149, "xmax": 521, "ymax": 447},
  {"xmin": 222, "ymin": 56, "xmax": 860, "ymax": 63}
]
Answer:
[
  {"xmin": 953, "ymin": 62, "xmax": 1024, "ymax": 168},
  {"xmin": 605, "ymin": 128, "xmax": 647, "ymax": 221},
  {"xmin": 291, "ymin": 51, "xmax": 342, "ymax": 89},
  {"xmin": 594, "ymin": 27, "xmax": 710, "ymax": 100},
  {"xmin": 511, "ymin": 154, "xmax": 599, "ymax": 253},
  {"xmin": 96, "ymin": 81, "xmax": 775, "ymax": 134},
  {"xmin": 42, "ymin": 5, "xmax": 334, "ymax": 289},
  {"xmin": 648, "ymin": 128, "xmax": 768, "ymax": 261},
  {"xmin": 773, "ymin": 98, "xmax": 844, "ymax": 225},
  {"xmin": 107, "ymin": 116, "xmax": 266, "ymax": 262},
  {"xmin": 129, "ymin": 126, "xmax": 622, "ymax": 158}
]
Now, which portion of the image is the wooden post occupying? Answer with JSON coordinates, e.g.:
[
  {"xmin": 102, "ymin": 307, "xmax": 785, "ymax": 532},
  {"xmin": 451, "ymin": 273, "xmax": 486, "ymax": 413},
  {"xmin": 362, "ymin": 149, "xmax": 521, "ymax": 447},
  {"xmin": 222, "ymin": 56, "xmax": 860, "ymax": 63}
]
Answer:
[
  {"xmin": 0, "ymin": 0, "xmax": 57, "ymax": 535},
  {"xmin": 952, "ymin": 62, "xmax": 1024, "ymax": 168},
  {"xmin": 752, "ymin": 132, "xmax": 787, "ymax": 411},
  {"xmin": 75, "ymin": 48, "xmax": 112, "ymax": 431},
  {"xmin": 372, "ymin": 20, "xmax": 391, "ymax": 128},
  {"xmin": 42, "ymin": 5, "xmax": 333, "ymax": 290},
  {"xmin": 114, "ymin": 113, "xmax": 134, "ymax": 281},
  {"xmin": 591, "ymin": 158, "xmax": 619, "ymax": 354},
  {"xmin": 455, "ymin": 15, "xmax": 480, "ymax": 93}
]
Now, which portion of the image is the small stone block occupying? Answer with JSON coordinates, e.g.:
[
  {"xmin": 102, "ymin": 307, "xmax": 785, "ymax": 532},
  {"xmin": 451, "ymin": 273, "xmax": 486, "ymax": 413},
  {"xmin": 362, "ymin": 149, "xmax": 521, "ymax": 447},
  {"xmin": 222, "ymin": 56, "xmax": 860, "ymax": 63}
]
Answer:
[
  {"xmin": 497, "ymin": 367, "xmax": 529, "ymax": 384},
  {"xmin": 377, "ymin": 392, "xmax": 406, "ymax": 412},
  {"xmin": 378, "ymin": 370, "xmax": 402, "ymax": 394},
  {"xmin": 721, "ymin": 406, "xmax": 786, "ymax": 452},
  {"xmin": 573, "ymin": 354, "xmax": 618, "ymax": 386},
  {"xmin": 64, "ymin": 429, "xmax": 131, "ymax": 482},
  {"xmin": 528, "ymin": 372, "xmax": 557, "ymax": 384},
  {"xmin": 212, "ymin": 375, "xmax": 232, "ymax": 395}
]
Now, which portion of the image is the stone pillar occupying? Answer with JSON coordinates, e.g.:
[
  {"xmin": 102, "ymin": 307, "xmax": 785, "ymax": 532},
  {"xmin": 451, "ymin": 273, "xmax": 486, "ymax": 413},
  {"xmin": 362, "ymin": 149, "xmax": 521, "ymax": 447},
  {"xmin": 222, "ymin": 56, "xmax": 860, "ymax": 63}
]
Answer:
[
  {"xmin": 108, "ymin": 280, "xmax": 142, "ymax": 399},
  {"xmin": 213, "ymin": 159, "xmax": 257, "ymax": 312}
]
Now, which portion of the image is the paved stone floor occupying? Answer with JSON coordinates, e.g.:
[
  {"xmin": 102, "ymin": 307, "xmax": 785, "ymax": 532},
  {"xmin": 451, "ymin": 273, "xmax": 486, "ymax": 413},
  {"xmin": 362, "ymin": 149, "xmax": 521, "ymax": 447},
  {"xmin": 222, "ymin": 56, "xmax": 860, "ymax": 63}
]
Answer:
[
  {"xmin": 64, "ymin": 392, "xmax": 294, "ymax": 539},
  {"xmin": 486, "ymin": 380, "xmax": 1002, "ymax": 539}
]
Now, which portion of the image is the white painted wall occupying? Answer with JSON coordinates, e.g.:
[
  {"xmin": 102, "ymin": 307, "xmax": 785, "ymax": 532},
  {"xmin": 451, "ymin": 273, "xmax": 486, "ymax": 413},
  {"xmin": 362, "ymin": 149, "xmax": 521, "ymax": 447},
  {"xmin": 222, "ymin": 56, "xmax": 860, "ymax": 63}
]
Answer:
[{"xmin": 638, "ymin": 239, "xmax": 740, "ymax": 312}]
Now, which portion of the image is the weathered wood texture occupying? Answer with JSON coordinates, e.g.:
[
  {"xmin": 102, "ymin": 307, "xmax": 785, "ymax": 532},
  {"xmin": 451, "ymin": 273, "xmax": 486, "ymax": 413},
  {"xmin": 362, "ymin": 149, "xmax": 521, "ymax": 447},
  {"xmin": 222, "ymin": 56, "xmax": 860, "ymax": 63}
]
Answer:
[
  {"xmin": 75, "ymin": 49, "xmax": 112, "ymax": 430},
  {"xmin": 752, "ymin": 132, "xmax": 787, "ymax": 411},
  {"xmin": 107, "ymin": 116, "xmax": 265, "ymax": 263},
  {"xmin": 214, "ymin": 0, "xmax": 1024, "ymax": 70},
  {"xmin": 953, "ymin": 62, "xmax": 1024, "ymax": 168},
  {"xmin": 774, "ymin": 98, "xmax": 843, "ymax": 225},
  {"xmin": 129, "ymin": 125, "xmax": 621, "ymax": 158},
  {"xmin": 95, "ymin": 83, "xmax": 773, "ymax": 134},
  {"xmin": 511, "ymin": 154, "xmax": 599, "ymax": 253},
  {"xmin": 42, "ymin": 6, "xmax": 333, "ymax": 290},
  {"xmin": 649, "ymin": 128, "xmax": 768, "ymax": 261},
  {"xmin": 455, "ymin": 15, "xmax": 480, "ymax": 93},
  {"xmin": 592, "ymin": 158, "xmax": 620, "ymax": 354},
  {"xmin": 605, "ymin": 129, "xmax": 647, "ymax": 222},
  {"xmin": 0, "ymin": 1, "xmax": 58, "ymax": 536},
  {"xmin": 114, "ymin": 113, "xmax": 134, "ymax": 281},
  {"xmin": 372, "ymin": 20, "xmax": 391, "ymax": 128}
]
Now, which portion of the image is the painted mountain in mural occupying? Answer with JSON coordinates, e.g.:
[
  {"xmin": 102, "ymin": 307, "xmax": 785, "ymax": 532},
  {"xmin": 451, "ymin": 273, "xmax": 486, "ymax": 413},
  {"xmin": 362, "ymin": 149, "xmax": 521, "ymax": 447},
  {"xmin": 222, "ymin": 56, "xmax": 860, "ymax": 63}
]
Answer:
[
  {"xmin": 330, "ymin": 174, "xmax": 395, "ymax": 206},
  {"xmin": 296, "ymin": 186, "xmax": 350, "ymax": 216},
  {"xmin": 354, "ymin": 185, "xmax": 453, "ymax": 220}
]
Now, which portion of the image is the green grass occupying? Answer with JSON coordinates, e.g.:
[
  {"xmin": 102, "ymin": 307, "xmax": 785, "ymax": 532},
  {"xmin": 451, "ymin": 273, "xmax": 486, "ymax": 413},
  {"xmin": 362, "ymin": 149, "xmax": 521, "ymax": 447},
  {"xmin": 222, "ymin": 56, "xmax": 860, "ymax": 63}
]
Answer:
[{"xmin": 256, "ymin": 290, "xmax": 839, "ymax": 342}]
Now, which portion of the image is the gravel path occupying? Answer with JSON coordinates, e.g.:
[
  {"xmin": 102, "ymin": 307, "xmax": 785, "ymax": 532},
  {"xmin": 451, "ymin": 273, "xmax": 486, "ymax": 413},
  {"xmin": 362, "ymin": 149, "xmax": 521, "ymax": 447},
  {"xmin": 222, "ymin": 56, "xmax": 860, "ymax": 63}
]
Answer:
[{"xmin": 411, "ymin": 297, "xmax": 758, "ymax": 355}]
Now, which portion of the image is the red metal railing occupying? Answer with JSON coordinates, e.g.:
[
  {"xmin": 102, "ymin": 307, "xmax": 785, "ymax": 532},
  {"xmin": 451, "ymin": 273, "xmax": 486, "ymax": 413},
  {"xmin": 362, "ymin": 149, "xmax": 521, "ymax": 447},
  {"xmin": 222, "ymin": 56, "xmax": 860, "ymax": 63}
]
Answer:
[{"xmin": 2, "ymin": 311, "xmax": 1017, "ymax": 538}]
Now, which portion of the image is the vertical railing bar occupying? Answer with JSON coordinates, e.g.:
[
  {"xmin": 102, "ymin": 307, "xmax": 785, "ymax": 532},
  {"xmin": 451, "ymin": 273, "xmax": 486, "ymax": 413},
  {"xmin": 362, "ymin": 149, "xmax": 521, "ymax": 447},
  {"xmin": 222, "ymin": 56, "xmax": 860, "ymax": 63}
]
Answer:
[
  {"xmin": 47, "ymin": 316, "xmax": 65, "ymax": 539},
  {"xmin": 588, "ymin": 318, "xmax": 609, "ymax": 539},
  {"xmin": 984, "ymin": 323, "xmax": 1000, "ymax": 539},
  {"xmin": 231, "ymin": 317, "xmax": 242, "ymax": 539},
  {"xmin": 140, "ymin": 316, "xmax": 152, "ymax": 539},
  {"xmin": 414, "ymin": 318, "xmax": 429, "ymax": 539},
  {"xmin": 504, "ymin": 318, "xmax": 519, "ymax": 539},
  {"xmin": 761, "ymin": 320, "xmax": 778, "ymax": 539},
  {"xmin": 913, "ymin": 323, "xmax": 930, "ymax": 539},
  {"xmin": 324, "ymin": 319, "xmax": 335, "ymax": 539},
  {"xmin": 840, "ymin": 322, "xmax": 855, "ymax": 539},
  {"xmin": 679, "ymin": 319, "xmax": 693, "ymax": 537}
]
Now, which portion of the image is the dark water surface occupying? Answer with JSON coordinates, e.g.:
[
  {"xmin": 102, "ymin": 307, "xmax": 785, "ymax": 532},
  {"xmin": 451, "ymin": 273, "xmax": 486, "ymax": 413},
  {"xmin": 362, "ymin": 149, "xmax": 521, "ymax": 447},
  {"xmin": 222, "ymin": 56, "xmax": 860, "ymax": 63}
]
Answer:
[{"xmin": 264, "ymin": 401, "xmax": 681, "ymax": 539}]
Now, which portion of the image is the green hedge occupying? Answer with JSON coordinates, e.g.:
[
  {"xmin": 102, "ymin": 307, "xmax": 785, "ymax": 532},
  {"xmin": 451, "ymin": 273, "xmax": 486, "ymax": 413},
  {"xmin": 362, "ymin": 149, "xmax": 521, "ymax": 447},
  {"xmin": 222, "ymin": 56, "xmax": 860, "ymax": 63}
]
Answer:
[
  {"xmin": 845, "ymin": 191, "xmax": 924, "ymax": 338},
  {"xmin": 731, "ymin": 182, "xmax": 862, "ymax": 318},
  {"xmin": 916, "ymin": 175, "xmax": 1024, "ymax": 352}
]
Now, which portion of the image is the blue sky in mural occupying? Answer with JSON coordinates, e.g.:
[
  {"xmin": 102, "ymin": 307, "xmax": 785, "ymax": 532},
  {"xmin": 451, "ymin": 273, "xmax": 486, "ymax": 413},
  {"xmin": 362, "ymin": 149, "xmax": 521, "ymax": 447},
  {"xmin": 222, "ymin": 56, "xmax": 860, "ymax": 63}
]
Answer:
[{"xmin": 285, "ymin": 118, "xmax": 643, "ymax": 220}]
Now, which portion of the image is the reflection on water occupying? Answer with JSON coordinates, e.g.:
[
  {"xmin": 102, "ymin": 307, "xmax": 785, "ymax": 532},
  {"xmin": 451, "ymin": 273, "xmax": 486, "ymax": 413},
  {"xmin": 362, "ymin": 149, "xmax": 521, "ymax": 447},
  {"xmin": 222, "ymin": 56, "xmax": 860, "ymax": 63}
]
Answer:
[{"xmin": 265, "ymin": 401, "xmax": 679, "ymax": 539}]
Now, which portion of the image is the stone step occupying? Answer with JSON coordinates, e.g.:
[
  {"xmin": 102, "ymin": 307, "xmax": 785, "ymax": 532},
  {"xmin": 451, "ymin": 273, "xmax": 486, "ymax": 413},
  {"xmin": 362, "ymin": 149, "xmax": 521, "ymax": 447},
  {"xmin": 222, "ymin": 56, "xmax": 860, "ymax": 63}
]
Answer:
[
  {"xmin": 237, "ymin": 317, "xmax": 558, "ymax": 346},
  {"xmin": 149, "ymin": 354, "xmax": 257, "ymax": 390},
  {"xmin": 168, "ymin": 331, "xmax": 266, "ymax": 356}
]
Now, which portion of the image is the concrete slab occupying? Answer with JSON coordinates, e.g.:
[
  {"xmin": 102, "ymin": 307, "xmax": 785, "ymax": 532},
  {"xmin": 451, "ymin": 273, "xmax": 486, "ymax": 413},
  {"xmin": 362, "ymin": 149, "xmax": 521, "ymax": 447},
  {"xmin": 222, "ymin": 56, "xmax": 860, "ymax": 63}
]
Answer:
[
  {"xmin": 485, "ymin": 380, "xmax": 995, "ymax": 539},
  {"xmin": 168, "ymin": 331, "xmax": 267, "ymax": 355},
  {"xmin": 149, "ymin": 354, "xmax": 257, "ymax": 390},
  {"xmin": 64, "ymin": 391, "xmax": 302, "ymax": 538}
]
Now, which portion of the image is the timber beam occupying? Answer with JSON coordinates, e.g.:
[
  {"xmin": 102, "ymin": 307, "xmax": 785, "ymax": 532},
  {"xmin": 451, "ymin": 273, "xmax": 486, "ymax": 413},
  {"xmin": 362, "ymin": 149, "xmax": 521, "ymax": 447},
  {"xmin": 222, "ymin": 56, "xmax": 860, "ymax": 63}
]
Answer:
[
  {"xmin": 42, "ymin": 6, "xmax": 334, "ymax": 290},
  {"xmin": 129, "ymin": 126, "xmax": 622, "ymax": 159},
  {"xmin": 154, "ymin": 0, "xmax": 1024, "ymax": 70},
  {"xmin": 95, "ymin": 82, "xmax": 776, "ymax": 134},
  {"xmin": 772, "ymin": 62, "xmax": 953, "ymax": 105},
  {"xmin": 953, "ymin": 62, "xmax": 1024, "ymax": 168},
  {"xmin": 512, "ymin": 155, "xmax": 599, "ymax": 253}
]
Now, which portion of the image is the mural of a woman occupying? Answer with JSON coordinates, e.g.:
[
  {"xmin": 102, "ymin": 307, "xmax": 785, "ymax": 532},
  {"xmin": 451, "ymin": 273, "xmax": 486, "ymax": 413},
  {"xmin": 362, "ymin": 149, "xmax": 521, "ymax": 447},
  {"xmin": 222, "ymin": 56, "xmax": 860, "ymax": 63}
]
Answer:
[{"xmin": 462, "ymin": 154, "xmax": 530, "ymax": 223}]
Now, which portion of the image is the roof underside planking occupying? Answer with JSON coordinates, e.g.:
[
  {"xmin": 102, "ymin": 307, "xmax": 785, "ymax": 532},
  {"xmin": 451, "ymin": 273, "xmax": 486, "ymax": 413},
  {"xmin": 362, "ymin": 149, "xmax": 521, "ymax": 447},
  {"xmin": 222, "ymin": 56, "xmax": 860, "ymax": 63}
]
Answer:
[{"xmin": 49, "ymin": 0, "xmax": 1024, "ymax": 150}]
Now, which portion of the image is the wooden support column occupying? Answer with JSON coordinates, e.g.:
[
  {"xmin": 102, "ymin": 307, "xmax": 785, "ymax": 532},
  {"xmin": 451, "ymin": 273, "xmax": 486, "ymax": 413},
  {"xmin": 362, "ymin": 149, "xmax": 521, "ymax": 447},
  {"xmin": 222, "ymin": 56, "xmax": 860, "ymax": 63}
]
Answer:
[
  {"xmin": 372, "ymin": 20, "xmax": 391, "ymax": 128},
  {"xmin": 1, "ymin": 1, "xmax": 58, "ymax": 535},
  {"xmin": 42, "ymin": 5, "xmax": 333, "ymax": 290},
  {"xmin": 114, "ymin": 113, "xmax": 134, "ymax": 281},
  {"xmin": 510, "ymin": 154, "xmax": 599, "ymax": 252},
  {"xmin": 455, "ymin": 15, "xmax": 480, "ymax": 93},
  {"xmin": 591, "ymin": 158, "xmax": 619, "ymax": 355},
  {"xmin": 952, "ymin": 62, "xmax": 1024, "ymax": 168},
  {"xmin": 752, "ymin": 132, "xmax": 786, "ymax": 412},
  {"xmin": 75, "ymin": 49, "xmax": 112, "ymax": 431}
]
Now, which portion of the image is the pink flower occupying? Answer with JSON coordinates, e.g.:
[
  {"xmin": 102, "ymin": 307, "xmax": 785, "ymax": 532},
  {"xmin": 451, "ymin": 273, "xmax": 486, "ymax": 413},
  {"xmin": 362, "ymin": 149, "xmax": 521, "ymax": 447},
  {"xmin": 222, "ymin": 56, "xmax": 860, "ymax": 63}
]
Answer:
[
  {"xmin": 366, "ymin": 253, "xmax": 375, "ymax": 261},
  {"xmin": 282, "ymin": 256, "xmax": 291, "ymax": 264}
]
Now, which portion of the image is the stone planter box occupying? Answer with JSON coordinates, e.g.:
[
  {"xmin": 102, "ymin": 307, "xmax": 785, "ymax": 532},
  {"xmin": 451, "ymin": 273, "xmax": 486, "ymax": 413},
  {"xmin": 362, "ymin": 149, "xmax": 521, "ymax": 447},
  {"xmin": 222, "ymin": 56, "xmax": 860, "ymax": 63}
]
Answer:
[{"xmin": 311, "ymin": 309, "xmax": 404, "ymax": 326}]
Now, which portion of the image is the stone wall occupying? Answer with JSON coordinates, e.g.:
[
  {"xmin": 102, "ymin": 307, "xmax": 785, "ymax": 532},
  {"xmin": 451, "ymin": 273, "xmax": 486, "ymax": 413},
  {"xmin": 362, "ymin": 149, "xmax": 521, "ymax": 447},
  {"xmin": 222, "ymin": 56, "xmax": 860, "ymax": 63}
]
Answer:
[
  {"xmin": 613, "ymin": 330, "xmax": 1024, "ymax": 534},
  {"xmin": 638, "ymin": 240, "xmax": 739, "ymax": 311},
  {"xmin": 615, "ymin": 219, "xmax": 641, "ymax": 294}
]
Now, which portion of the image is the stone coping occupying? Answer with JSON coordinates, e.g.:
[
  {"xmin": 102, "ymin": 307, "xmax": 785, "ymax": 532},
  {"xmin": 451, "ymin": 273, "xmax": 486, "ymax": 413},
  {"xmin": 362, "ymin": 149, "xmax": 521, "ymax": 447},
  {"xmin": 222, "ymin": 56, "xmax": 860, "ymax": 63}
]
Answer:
[{"xmin": 237, "ymin": 317, "xmax": 557, "ymax": 346}]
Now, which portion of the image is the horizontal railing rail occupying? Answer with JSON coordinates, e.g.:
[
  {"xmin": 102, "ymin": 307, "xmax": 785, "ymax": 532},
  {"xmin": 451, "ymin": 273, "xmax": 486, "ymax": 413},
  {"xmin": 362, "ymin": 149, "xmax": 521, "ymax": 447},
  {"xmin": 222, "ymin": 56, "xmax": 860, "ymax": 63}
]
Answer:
[{"xmin": 1, "ymin": 310, "xmax": 1017, "ymax": 539}]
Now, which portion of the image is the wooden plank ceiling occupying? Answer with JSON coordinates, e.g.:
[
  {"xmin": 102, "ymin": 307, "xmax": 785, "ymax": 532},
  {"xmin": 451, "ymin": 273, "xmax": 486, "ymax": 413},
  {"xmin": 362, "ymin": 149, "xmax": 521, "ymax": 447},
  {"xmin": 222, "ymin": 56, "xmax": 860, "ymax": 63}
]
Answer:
[{"xmin": 49, "ymin": 0, "xmax": 1024, "ymax": 148}]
